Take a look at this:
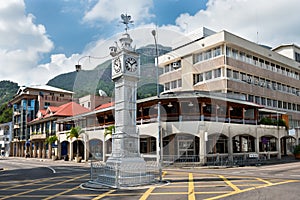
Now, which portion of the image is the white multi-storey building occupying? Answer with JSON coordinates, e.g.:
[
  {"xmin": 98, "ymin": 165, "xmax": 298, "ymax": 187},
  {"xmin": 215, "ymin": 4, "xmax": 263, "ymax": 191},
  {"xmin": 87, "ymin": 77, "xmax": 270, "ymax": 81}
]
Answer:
[
  {"xmin": 158, "ymin": 27, "xmax": 300, "ymax": 131},
  {"xmin": 0, "ymin": 122, "xmax": 12, "ymax": 157}
]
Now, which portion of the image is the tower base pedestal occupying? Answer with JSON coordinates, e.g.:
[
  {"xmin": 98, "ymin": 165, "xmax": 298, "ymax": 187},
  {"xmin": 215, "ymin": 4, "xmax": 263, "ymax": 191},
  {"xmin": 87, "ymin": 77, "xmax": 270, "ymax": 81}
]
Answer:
[{"xmin": 95, "ymin": 156, "xmax": 157, "ymax": 188}]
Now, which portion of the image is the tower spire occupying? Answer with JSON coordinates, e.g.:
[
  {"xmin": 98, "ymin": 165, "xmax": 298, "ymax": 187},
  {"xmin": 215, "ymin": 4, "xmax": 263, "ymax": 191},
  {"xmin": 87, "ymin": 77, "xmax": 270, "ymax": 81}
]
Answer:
[{"xmin": 120, "ymin": 13, "xmax": 134, "ymax": 33}]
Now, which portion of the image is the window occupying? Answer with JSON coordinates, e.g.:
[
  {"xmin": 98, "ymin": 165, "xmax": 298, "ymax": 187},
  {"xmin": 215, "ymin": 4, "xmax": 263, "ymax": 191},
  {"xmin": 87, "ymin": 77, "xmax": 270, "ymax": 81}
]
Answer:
[
  {"xmin": 44, "ymin": 102, "xmax": 50, "ymax": 109},
  {"xmin": 205, "ymin": 71, "xmax": 212, "ymax": 80},
  {"xmin": 232, "ymin": 49, "xmax": 238, "ymax": 59},
  {"xmin": 278, "ymin": 101, "xmax": 282, "ymax": 108},
  {"xmin": 214, "ymin": 68, "xmax": 221, "ymax": 78},
  {"xmin": 261, "ymin": 97, "xmax": 266, "ymax": 105},
  {"xmin": 193, "ymin": 73, "xmax": 203, "ymax": 84},
  {"xmin": 295, "ymin": 52, "xmax": 300, "ymax": 62},
  {"xmin": 267, "ymin": 99, "xmax": 272, "ymax": 107},
  {"xmin": 171, "ymin": 80, "xmax": 177, "ymax": 89},
  {"xmin": 241, "ymin": 73, "xmax": 247, "ymax": 82},
  {"xmin": 226, "ymin": 47, "xmax": 231, "ymax": 57},
  {"xmin": 282, "ymin": 84, "xmax": 287, "ymax": 92},
  {"xmin": 283, "ymin": 102, "xmax": 287, "ymax": 109},
  {"xmin": 248, "ymin": 95, "xmax": 254, "ymax": 102},
  {"xmin": 178, "ymin": 79, "xmax": 182, "ymax": 87},
  {"xmin": 233, "ymin": 70, "xmax": 239, "ymax": 79},
  {"xmin": 164, "ymin": 82, "xmax": 170, "ymax": 91},
  {"xmin": 273, "ymin": 100, "xmax": 277, "ymax": 108},
  {"xmin": 239, "ymin": 52, "xmax": 245, "ymax": 61},
  {"xmin": 204, "ymin": 50, "xmax": 212, "ymax": 60},
  {"xmin": 213, "ymin": 47, "xmax": 221, "ymax": 57},
  {"xmin": 193, "ymin": 52, "xmax": 203, "ymax": 63},
  {"xmin": 255, "ymin": 96, "xmax": 260, "ymax": 104},
  {"xmin": 164, "ymin": 65, "xmax": 170, "ymax": 73},
  {"xmin": 226, "ymin": 69, "xmax": 232, "ymax": 78}
]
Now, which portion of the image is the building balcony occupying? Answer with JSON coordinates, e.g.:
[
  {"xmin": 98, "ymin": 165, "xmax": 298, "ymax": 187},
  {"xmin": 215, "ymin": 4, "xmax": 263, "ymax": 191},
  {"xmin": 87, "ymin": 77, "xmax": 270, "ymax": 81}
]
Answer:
[
  {"xmin": 30, "ymin": 133, "xmax": 47, "ymax": 140},
  {"xmin": 13, "ymin": 124, "xmax": 20, "ymax": 129}
]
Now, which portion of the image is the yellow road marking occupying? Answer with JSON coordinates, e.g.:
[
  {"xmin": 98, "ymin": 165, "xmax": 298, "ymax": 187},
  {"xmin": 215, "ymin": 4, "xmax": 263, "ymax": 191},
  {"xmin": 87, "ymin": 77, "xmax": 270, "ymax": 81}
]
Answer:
[
  {"xmin": 205, "ymin": 179, "xmax": 299, "ymax": 200},
  {"xmin": 92, "ymin": 190, "xmax": 116, "ymax": 200},
  {"xmin": 188, "ymin": 173, "xmax": 195, "ymax": 200},
  {"xmin": 0, "ymin": 174, "xmax": 78, "ymax": 191},
  {"xmin": 138, "ymin": 171, "xmax": 167, "ymax": 200},
  {"xmin": 218, "ymin": 175, "xmax": 240, "ymax": 192},
  {"xmin": 0, "ymin": 174, "xmax": 88, "ymax": 200},
  {"xmin": 43, "ymin": 186, "xmax": 80, "ymax": 200},
  {"xmin": 256, "ymin": 177, "xmax": 273, "ymax": 185},
  {"xmin": 139, "ymin": 187, "xmax": 155, "ymax": 200}
]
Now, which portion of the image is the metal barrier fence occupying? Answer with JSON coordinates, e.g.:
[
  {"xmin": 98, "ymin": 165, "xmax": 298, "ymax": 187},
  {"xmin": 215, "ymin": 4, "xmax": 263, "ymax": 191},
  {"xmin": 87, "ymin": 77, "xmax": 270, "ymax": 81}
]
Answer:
[
  {"xmin": 145, "ymin": 154, "xmax": 267, "ymax": 167},
  {"xmin": 90, "ymin": 161, "xmax": 159, "ymax": 188}
]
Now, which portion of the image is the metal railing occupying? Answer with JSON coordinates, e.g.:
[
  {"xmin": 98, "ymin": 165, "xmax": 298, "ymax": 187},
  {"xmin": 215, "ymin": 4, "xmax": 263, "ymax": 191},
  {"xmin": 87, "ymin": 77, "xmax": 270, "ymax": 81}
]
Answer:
[{"xmin": 90, "ymin": 161, "xmax": 159, "ymax": 188}]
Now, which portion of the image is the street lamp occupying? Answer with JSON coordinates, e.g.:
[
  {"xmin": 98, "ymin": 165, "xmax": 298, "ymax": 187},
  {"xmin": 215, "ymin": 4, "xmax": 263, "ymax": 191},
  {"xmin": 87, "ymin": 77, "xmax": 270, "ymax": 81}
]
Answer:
[{"xmin": 152, "ymin": 29, "xmax": 162, "ymax": 182}]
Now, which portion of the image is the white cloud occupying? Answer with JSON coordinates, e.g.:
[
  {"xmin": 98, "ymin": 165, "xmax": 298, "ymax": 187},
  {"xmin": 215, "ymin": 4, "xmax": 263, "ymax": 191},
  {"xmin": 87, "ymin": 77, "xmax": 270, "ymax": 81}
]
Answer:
[
  {"xmin": 3, "ymin": 0, "xmax": 300, "ymax": 86},
  {"xmin": 0, "ymin": 0, "xmax": 53, "ymax": 85},
  {"xmin": 175, "ymin": 0, "xmax": 300, "ymax": 47},
  {"xmin": 83, "ymin": 0, "xmax": 154, "ymax": 25}
]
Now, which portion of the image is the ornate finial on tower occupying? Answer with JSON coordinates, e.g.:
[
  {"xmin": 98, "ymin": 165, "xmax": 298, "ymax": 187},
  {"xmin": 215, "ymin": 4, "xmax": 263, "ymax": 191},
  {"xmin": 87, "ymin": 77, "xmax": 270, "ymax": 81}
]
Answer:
[{"xmin": 121, "ymin": 14, "xmax": 134, "ymax": 32}]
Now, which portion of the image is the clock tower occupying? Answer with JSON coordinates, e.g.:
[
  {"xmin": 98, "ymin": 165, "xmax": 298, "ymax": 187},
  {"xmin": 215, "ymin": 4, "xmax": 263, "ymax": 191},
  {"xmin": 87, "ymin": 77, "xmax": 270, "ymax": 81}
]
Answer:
[{"xmin": 105, "ymin": 15, "xmax": 150, "ymax": 185}]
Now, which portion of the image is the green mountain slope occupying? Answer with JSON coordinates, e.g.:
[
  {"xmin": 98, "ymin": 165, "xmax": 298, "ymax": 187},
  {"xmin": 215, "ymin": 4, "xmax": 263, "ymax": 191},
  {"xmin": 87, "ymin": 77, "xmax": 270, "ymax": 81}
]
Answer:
[
  {"xmin": 0, "ymin": 80, "xmax": 19, "ymax": 123},
  {"xmin": 47, "ymin": 44, "xmax": 170, "ymax": 99}
]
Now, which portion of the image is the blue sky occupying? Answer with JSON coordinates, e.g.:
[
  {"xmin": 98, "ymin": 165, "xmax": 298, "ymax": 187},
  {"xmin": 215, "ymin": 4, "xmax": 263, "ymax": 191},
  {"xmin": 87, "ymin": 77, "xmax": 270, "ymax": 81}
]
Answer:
[
  {"xmin": 1, "ymin": 0, "xmax": 300, "ymax": 85},
  {"xmin": 24, "ymin": 0, "xmax": 207, "ymax": 63}
]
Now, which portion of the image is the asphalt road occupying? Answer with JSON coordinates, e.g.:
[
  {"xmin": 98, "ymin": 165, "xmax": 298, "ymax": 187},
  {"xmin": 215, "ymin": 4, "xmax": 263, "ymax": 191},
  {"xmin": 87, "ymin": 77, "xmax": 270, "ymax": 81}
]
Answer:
[{"xmin": 1, "ymin": 157, "xmax": 300, "ymax": 200}]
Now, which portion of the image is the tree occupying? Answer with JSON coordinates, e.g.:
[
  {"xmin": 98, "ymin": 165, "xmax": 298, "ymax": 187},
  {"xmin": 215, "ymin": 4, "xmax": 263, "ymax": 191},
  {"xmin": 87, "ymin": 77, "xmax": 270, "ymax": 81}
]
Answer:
[
  {"xmin": 67, "ymin": 126, "xmax": 83, "ymax": 161},
  {"xmin": 46, "ymin": 135, "xmax": 58, "ymax": 157},
  {"xmin": 104, "ymin": 125, "xmax": 115, "ymax": 138}
]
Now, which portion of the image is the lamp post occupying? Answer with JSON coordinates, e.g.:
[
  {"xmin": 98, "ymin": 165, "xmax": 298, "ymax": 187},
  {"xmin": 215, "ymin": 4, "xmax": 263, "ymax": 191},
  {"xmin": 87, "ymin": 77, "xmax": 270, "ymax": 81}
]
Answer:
[{"xmin": 152, "ymin": 29, "xmax": 162, "ymax": 182}]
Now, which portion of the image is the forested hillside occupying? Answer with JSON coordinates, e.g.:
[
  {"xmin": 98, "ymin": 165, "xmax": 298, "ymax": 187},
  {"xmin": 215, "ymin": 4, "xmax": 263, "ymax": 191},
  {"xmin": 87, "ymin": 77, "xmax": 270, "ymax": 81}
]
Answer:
[
  {"xmin": 47, "ymin": 44, "xmax": 170, "ymax": 99},
  {"xmin": 0, "ymin": 80, "xmax": 19, "ymax": 123}
]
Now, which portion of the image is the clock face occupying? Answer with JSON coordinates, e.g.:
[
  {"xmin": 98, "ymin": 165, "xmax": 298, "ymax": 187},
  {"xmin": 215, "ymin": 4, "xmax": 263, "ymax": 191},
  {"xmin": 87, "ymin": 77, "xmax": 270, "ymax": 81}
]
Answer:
[
  {"xmin": 114, "ymin": 57, "xmax": 121, "ymax": 73},
  {"xmin": 125, "ymin": 57, "xmax": 138, "ymax": 72}
]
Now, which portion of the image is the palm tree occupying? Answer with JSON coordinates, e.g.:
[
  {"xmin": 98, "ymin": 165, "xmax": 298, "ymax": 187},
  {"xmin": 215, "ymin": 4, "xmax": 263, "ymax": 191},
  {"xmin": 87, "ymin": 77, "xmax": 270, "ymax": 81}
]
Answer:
[
  {"xmin": 67, "ymin": 126, "xmax": 82, "ymax": 161},
  {"xmin": 45, "ymin": 135, "xmax": 58, "ymax": 159},
  {"xmin": 104, "ymin": 125, "xmax": 115, "ymax": 138}
]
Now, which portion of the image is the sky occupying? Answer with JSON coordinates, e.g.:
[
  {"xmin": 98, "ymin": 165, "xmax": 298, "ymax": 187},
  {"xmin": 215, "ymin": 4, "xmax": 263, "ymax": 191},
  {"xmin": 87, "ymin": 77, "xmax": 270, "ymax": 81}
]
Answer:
[{"xmin": 1, "ymin": 0, "xmax": 300, "ymax": 86}]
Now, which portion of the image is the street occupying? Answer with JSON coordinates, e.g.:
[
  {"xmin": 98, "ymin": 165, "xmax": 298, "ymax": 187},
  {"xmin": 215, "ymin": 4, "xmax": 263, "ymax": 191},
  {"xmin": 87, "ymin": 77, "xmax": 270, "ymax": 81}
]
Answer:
[{"xmin": 0, "ymin": 157, "xmax": 300, "ymax": 199}]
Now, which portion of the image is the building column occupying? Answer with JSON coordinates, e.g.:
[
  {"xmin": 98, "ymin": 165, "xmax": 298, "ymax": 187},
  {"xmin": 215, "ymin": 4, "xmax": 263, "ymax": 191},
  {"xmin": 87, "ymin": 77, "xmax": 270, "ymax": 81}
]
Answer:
[
  {"xmin": 57, "ymin": 141, "xmax": 61, "ymax": 160},
  {"xmin": 199, "ymin": 131, "xmax": 206, "ymax": 164},
  {"xmin": 48, "ymin": 143, "xmax": 52, "ymax": 159},
  {"xmin": 295, "ymin": 128, "xmax": 300, "ymax": 145},
  {"xmin": 84, "ymin": 140, "xmax": 88, "ymax": 161},
  {"xmin": 69, "ymin": 141, "xmax": 73, "ymax": 161},
  {"xmin": 102, "ymin": 139, "xmax": 106, "ymax": 162},
  {"xmin": 38, "ymin": 141, "xmax": 42, "ymax": 158},
  {"xmin": 33, "ymin": 142, "xmax": 37, "ymax": 158},
  {"xmin": 277, "ymin": 137, "xmax": 281, "ymax": 159},
  {"xmin": 16, "ymin": 143, "xmax": 20, "ymax": 157},
  {"xmin": 29, "ymin": 142, "xmax": 32, "ymax": 157},
  {"xmin": 255, "ymin": 137, "xmax": 260, "ymax": 154},
  {"xmin": 42, "ymin": 142, "xmax": 46, "ymax": 159},
  {"xmin": 12, "ymin": 143, "xmax": 16, "ymax": 156},
  {"xmin": 228, "ymin": 131, "xmax": 233, "ymax": 163},
  {"xmin": 21, "ymin": 142, "xmax": 24, "ymax": 157}
]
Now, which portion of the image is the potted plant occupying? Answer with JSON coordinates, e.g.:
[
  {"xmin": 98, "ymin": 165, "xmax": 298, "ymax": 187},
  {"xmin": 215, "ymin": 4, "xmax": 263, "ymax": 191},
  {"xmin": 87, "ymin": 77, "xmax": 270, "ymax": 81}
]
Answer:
[
  {"xmin": 67, "ymin": 126, "xmax": 82, "ymax": 163},
  {"xmin": 46, "ymin": 135, "xmax": 58, "ymax": 160},
  {"xmin": 293, "ymin": 145, "xmax": 300, "ymax": 159}
]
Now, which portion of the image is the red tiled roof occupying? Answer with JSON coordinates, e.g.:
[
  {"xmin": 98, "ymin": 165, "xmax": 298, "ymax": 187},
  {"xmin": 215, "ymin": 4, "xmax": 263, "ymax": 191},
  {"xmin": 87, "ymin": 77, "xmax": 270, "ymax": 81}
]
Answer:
[
  {"xmin": 52, "ymin": 102, "xmax": 90, "ymax": 117},
  {"xmin": 33, "ymin": 102, "xmax": 90, "ymax": 121},
  {"xmin": 47, "ymin": 106, "xmax": 60, "ymax": 113},
  {"xmin": 95, "ymin": 102, "xmax": 114, "ymax": 111},
  {"xmin": 39, "ymin": 109, "xmax": 47, "ymax": 116}
]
